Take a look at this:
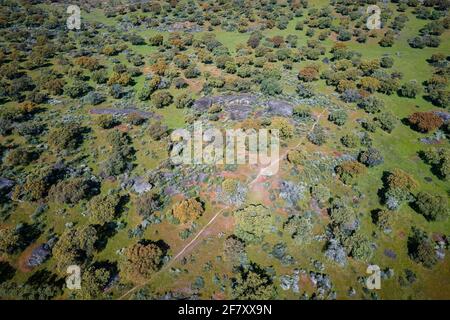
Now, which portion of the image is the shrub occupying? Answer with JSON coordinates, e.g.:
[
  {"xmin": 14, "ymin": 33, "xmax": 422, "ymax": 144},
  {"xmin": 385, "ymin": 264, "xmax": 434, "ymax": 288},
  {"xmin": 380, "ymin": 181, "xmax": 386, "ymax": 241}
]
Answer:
[
  {"xmin": 358, "ymin": 148, "xmax": 384, "ymax": 167},
  {"xmin": 47, "ymin": 123, "xmax": 83, "ymax": 151},
  {"xmin": 287, "ymin": 149, "xmax": 306, "ymax": 165},
  {"xmin": 341, "ymin": 133, "xmax": 359, "ymax": 148},
  {"xmin": 0, "ymin": 226, "xmax": 19, "ymax": 255},
  {"xmin": 298, "ymin": 66, "xmax": 319, "ymax": 82},
  {"xmin": 184, "ymin": 65, "xmax": 200, "ymax": 78},
  {"xmin": 261, "ymin": 79, "xmax": 282, "ymax": 96},
  {"xmin": 359, "ymin": 77, "xmax": 380, "ymax": 93},
  {"xmin": 92, "ymin": 70, "xmax": 108, "ymax": 84},
  {"xmin": 148, "ymin": 34, "xmax": 164, "ymax": 46},
  {"xmin": 408, "ymin": 112, "xmax": 443, "ymax": 133},
  {"xmin": 307, "ymin": 125, "xmax": 327, "ymax": 145},
  {"xmin": 414, "ymin": 192, "xmax": 449, "ymax": 221},
  {"xmin": 151, "ymin": 90, "xmax": 173, "ymax": 108},
  {"xmin": 84, "ymin": 91, "xmax": 105, "ymax": 105},
  {"xmin": 408, "ymin": 228, "xmax": 437, "ymax": 269},
  {"xmin": 120, "ymin": 242, "xmax": 164, "ymax": 282},
  {"xmin": 358, "ymin": 96, "xmax": 384, "ymax": 113},
  {"xmin": 175, "ymin": 93, "xmax": 194, "ymax": 109},
  {"xmin": 136, "ymin": 192, "xmax": 162, "ymax": 219},
  {"xmin": 4, "ymin": 148, "xmax": 35, "ymax": 166},
  {"xmin": 310, "ymin": 184, "xmax": 330, "ymax": 208},
  {"xmin": 380, "ymin": 56, "xmax": 394, "ymax": 68},
  {"xmin": 148, "ymin": 121, "xmax": 168, "ymax": 140},
  {"xmin": 64, "ymin": 80, "xmax": 90, "ymax": 98},
  {"xmin": 335, "ymin": 161, "xmax": 366, "ymax": 184},
  {"xmin": 284, "ymin": 213, "xmax": 315, "ymax": 245},
  {"xmin": 376, "ymin": 112, "xmax": 397, "ymax": 133},
  {"xmin": 53, "ymin": 225, "xmax": 97, "ymax": 273},
  {"xmin": 383, "ymin": 169, "xmax": 418, "ymax": 210},
  {"xmin": 223, "ymin": 235, "xmax": 246, "ymax": 265},
  {"xmin": 328, "ymin": 110, "xmax": 348, "ymax": 126},
  {"xmin": 88, "ymin": 194, "xmax": 121, "ymax": 225},
  {"xmin": 231, "ymin": 264, "xmax": 276, "ymax": 299},
  {"xmin": 172, "ymin": 198, "xmax": 204, "ymax": 223},
  {"xmin": 373, "ymin": 209, "xmax": 395, "ymax": 233},
  {"xmin": 94, "ymin": 114, "xmax": 117, "ymax": 129},
  {"xmin": 48, "ymin": 178, "xmax": 91, "ymax": 205},
  {"xmin": 344, "ymin": 233, "xmax": 373, "ymax": 261},
  {"xmin": 234, "ymin": 205, "xmax": 274, "ymax": 244},
  {"xmin": 270, "ymin": 117, "xmax": 294, "ymax": 139},
  {"xmin": 398, "ymin": 80, "xmax": 420, "ymax": 98},
  {"xmin": 421, "ymin": 148, "xmax": 449, "ymax": 181}
]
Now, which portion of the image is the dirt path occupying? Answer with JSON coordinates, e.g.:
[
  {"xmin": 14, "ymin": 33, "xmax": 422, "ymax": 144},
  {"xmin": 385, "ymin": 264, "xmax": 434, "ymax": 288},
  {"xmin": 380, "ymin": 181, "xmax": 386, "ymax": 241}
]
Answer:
[{"xmin": 118, "ymin": 109, "xmax": 326, "ymax": 300}]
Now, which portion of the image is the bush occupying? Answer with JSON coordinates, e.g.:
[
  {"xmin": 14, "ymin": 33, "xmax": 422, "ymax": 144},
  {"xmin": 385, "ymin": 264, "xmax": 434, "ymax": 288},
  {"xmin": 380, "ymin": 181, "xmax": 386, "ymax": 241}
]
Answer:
[
  {"xmin": 4, "ymin": 148, "xmax": 36, "ymax": 166},
  {"xmin": 94, "ymin": 114, "xmax": 117, "ymax": 129},
  {"xmin": 175, "ymin": 93, "xmax": 194, "ymax": 109},
  {"xmin": 421, "ymin": 148, "xmax": 449, "ymax": 181},
  {"xmin": 344, "ymin": 233, "xmax": 373, "ymax": 261},
  {"xmin": 358, "ymin": 96, "xmax": 384, "ymax": 113},
  {"xmin": 92, "ymin": 70, "xmax": 108, "ymax": 84},
  {"xmin": 307, "ymin": 125, "xmax": 327, "ymax": 145},
  {"xmin": 48, "ymin": 178, "xmax": 91, "ymax": 205},
  {"xmin": 358, "ymin": 148, "xmax": 384, "ymax": 167},
  {"xmin": 129, "ymin": 34, "xmax": 145, "ymax": 45},
  {"xmin": 120, "ymin": 242, "xmax": 164, "ymax": 282},
  {"xmin": 376, "ymin": 112, "xmax": 397, "ymax": 133},
  {"xmin": 0, "ymin": 227, "xmax": 19, "ymax": 255},
  {"xmin": 298, "ymin": 66, "xmax": 319, "ymax": 82},
  {"xmin": 340, "ymin": 133, "xmax": 359, "ymax": 148},
  {"xmin": 373, "ymin": 209, "xmax": 395, "ymax": 233},
  {"xmin": 136, "ymin": 192, "xmax": 162, "ymax": 219},
  {"xmin": 335, "ymin": 161, "xmax": 366, "ymax": 184},
  {"xmin": 172, "ymin": 198, "xmax": 204, "ymax": 223},
  {"xmin": 53, "ymin": 225, "xmax": 97, "ymax": 273},
  {"xmin": 234, "ymin": 205, "xmax": 274, "ymax": 244},
  {"xmin": 408, "ymin": 228, "xmax": 437, "ymax": 269},
  {"xmin": 88, "ymin": 193, "xmax": 121, "ymax": 225},
  {"xmin": 184, "ymin": 65, "xmax": 200, "ymax": 78},
  {"xmin": 296, "ymin": 83, "xmax": 314, "ymax": 98},
  {"xmin": 284, "ymin": 213, "xmax": 315, "ymax": 245},
  {"xmin": 380, "ymin": 56, "xmax": 394, "ymax": 68},
  {"xmin": 260, "ymin": 79, "xmax": 282, "ymax": 96},
  {"xmin": 47, "ymin": 123, "xmax": 83, "ymax": 151},
  {"xmin": 223, "ymin": 235, "xmax": 246, "ymax": 265},
  {"xmin": 151, "ymin": 90, "xmax": 173, "ymax": 108},
  {"xmin": 408, "ymin": 36, "xmax": 425, "ymax": 48},
  {"xmin": 310, "ymin": 184, "xmax": 330, "ymax": 208},
  {"xmin": 398, "ymin": 80, "xmax": 420, "ymax": 98},
  {"xmin": 148, "ymin": 121, "xmax": 168, "ymax": 140},
  {"xmin": 383, "ymin": 169, "xmax": 418, "ymax": 210},
  {"xmin": 64, "ymin": 80, "xmax": 90, "ymax": 98},
  {"xmin": 414, "ymin": 192, "xmax": 448, "ymax": 221},
  {"xmin": 148, "ymin": 34, "xmax": 164, "ymax": 46},
  {"xmin": 328, "ymin": 110, "xmax": 348, "ymax": 126},
  {"xmin": 408, "ymin": 112, "xmax": 443, "ymax": 133},
  {"xmin": 231, "ymin": 264, "xmax": 276, "ymax": 299},
  {"xmin": 84, "ymin": 91, "xmax": 105, "ymax": 105},
  {"xmin": 270, "ymin": 117, "xmax": 294, "ymax": 139}
]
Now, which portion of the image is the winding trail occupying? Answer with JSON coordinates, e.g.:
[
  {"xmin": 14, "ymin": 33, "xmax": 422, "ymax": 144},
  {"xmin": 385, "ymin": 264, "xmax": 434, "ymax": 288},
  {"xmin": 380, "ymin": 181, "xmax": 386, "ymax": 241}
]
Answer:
[{"xmin": 118, "ymin": 109, "xmax": 326, "ymax": 300}]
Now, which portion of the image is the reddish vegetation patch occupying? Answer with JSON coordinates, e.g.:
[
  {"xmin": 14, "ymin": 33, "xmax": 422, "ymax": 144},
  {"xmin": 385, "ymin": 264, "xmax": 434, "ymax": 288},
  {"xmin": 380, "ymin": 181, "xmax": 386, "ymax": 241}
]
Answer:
[
  {"xmin": 17, "ymin": 242, "xmax": 41, "ymax": 273},
  {"xmin": 202, "ymin": 65, "xmax": 222, "ymax": 77},
  {"xmin": 143, "ymin": 65, "xmax": 152, "ymax": 75},
  {"xmin": 249, "ymin": 181, "xmax": 272, "ymax": 207},
  {"xmin": 185, "ymin": 78, "xmax": 204, "ymax": 93},
  {"xmin": 300, "ymin": 273, "xmax": 310, "ymax": 287},
  {"xmin": 212, "ymin": 292, "xmax": 226, "ymax": 300},
  {"xmin": 432, "ymin": 233, "xmax": 446, "ymax": 242},
  {"xmin": 116, "ymin": 124, "xmax": 130, "ymax": 132},
  {"xmin": 329, "ymin": 32, "xmax": 338, "ymax": 42}
]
